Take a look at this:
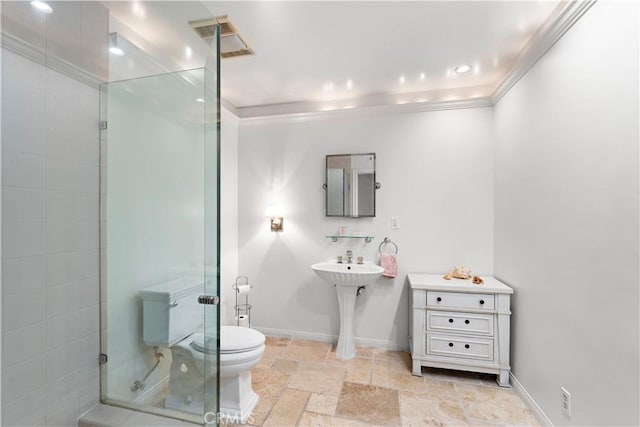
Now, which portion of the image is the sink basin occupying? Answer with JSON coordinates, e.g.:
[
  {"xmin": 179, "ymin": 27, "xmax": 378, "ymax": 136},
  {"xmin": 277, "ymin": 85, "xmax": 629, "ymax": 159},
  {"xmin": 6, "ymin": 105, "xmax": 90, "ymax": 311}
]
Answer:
[
  {"xmin": 311, "ymin": 262, "xmax": 384, "ymax": 359},
  {"xmin": 311, "ymin": 262, "xmax": 384, "ymax": 286}
]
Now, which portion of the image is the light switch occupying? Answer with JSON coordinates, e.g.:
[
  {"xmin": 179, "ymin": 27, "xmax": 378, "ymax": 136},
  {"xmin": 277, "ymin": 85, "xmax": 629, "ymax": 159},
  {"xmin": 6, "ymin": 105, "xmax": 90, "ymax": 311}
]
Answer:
[{"xmin": 391, "ymin": 216, "xmax": 400, "ymax": 230}]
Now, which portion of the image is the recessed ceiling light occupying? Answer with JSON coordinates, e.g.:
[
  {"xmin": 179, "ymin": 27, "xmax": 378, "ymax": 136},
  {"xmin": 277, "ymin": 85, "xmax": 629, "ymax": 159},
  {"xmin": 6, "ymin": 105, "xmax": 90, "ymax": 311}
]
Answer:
[
  {"xmin": 109, "ymin": 47, "xmax": 124, "ymax": 56},
  {"xmin": 195, "ymin": 98, "xmax": 205, "ymax": 103},
  {"xmin": 346, "ymin": 79, "xmax": 353, "ymax": 89},
  {"xmin": 185, "ymin": 46, "xmax": 193, "ymax": 59},
  {"xmin": 455, "ymin": 65, "xmax": 471, "ymax": 74},
  {"xmin": 399, "ymin": 75, "xmax": 406, "ymax": 84},
  {"xmin": 323, "ymin": 82, "xmax": 334, "ymax": 92},
  {"xmin": 30, "ymin": 1, "xmax": 52, "ymax": 14},
  {"xmin": 420, "ymin": 72, "xmax": 425, "ymax": 81}
]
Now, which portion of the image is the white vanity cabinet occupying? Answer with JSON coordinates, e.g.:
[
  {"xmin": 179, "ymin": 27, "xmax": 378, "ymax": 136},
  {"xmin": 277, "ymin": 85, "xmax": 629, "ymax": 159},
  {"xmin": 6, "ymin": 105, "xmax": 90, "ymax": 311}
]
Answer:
[{"xmin": 408, "ymin": 274, "xmax": 513, "ymax": 386}]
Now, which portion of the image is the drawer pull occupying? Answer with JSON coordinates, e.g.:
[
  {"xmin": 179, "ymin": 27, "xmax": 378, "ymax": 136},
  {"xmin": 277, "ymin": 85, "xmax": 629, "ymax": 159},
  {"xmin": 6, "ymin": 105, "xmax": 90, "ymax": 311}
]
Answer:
[
  {"xmin": 448, "ymin": 342, "xmax": 454, "ymax": 347},
  {"xmin": 448, "ymin": 318, "xmax": 454, "ymax": 323},
  {"xmin": 465, "ymin": 319, "xmax": 470, "ymax": 324},
  {"xmin": 437, "ymin": 297, "xmax": 442, "ymax": 302},
  {"xmin": 465, "ymin": 344, "xmax": 470, "ymax": 349},
  {"xmin": 479, "ymin": 299, "xmax": 485, "ymax": 305}
]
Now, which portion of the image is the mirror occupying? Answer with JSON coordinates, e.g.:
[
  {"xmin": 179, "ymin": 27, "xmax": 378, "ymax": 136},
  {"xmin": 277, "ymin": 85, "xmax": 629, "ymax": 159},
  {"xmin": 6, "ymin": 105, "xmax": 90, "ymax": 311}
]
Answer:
[{"xmin": 325, "ymin": 153, "xmax": 376, "ymax": 217}]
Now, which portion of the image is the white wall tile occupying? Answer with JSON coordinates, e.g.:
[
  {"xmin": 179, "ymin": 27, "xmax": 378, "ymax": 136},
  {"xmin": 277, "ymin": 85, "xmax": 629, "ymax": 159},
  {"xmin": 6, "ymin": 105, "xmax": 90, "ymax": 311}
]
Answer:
[
  {"xmin": 78, "ymin": 383, "xmax": 100, "ymax": 416},
  {"xmin": 45, "ymin": 312, "xmax": 79, "ymax": 351},
  {"xmin": 1, "ymin": 48, "xmax": 46, "ymax": 91},
  {"xmin": 3, "ymin": 76, "xmax": 46, "ymax": 125},
  {"xmin": 1, "ymin": 355, "xmax": 46, "ymax": 403},
  {"xmin": 45, "ymin": 340, "xmax": 80, "ymax": 383},
  {"xmin": 2, "ymin": 289, "xmax": 45, "ymax": 332},
  {"xmin": 46, "ymin": 282, "xmax": 79, "ymax": 319},
  {"xmin": 2, "ymin": 110, "xmax": 47, "ymax": 156},
  {"xmin": 1, "ymin": 386, "xmax": 46, "ymax": 426},
  {"xmin": 46, "ymin": 95, "xmax": 79, "ymax": 162},
  {"xmin": 45, "ymin": 371, "xmax": 79, "ymax": 417},
  {"xmin": 78, "ymin": 277, "xmax": 99, "ymax": 308},
  {"xmin": 45, "ymin": 157, "xmax": 79, "ymax": 191},
  {"xmin": 2, "ymin": 149, "xmax": 45, "ymax": 188},
  {"xmin": 78, "ymin": 165, "xmax": 99, "ymax": 193},
  {"xmin": 2, "ymin": 3, "xmax": 106, "ymax": 423},
  {"xmin": 76, "ymin": 249, "xmax": 99, "ymax": 280},
  {"xmin": 45, "ymin": 393, "xmax": 80, "ymax": 427},
  {"xmin": 45, "ymin": 222, "xmax": 78, "ymax": 253},
  {"xmin": 46, "ymin": 190, "xmax": 78, "ymax": 222},
  {"xmin": 77, "ymin": 221, "xmax": 99, "ymax": 250},
  {"xmin": 77, "ymin": 332, "xmax": 99, "ymax": 368},
  {"xmin": 2, "ymin": 187, "xmax": 45, "ymax": 222},
  {"xmin": 45, "ymin": 66, "xmax": 80, "ymax": 104},
  {"xmin": 78, "ymin": 193, "xmax": 99, "ymax": 222},
  {"xmin": 45, "ymin": 252, "xmax": 79, "ymax": 287},
  {"xmin": 78, "ymin": 306, "xmax": 99, "ymax": 338},
  {"xmin": 2, "ymin": 222, "xmax": 45, "ymax": 258},
  {"xmin": 2, "ymin": 322, "xmax": 45, "ymax": 367},
  {"xmin": 46, "ymin": 1, "xmax": 82, "ymax": 69},
  {"xmin": 2, "ymin": 256, "xmax": 45, "ymax": 295},
  {"xmin": 78, "ymin": 126, "xmax": 100, "ymax": 166},
  {"xmin": 80, "ymin": 1, "xmax": 109, "ymax": 81}
]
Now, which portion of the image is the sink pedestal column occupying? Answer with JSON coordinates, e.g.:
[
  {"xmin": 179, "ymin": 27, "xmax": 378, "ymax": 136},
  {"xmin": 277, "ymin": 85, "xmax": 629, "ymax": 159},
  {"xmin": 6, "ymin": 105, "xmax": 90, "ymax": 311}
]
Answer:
[{"xmin": 335, "ymin": 285, "xmax": 357, "ymax": 359}]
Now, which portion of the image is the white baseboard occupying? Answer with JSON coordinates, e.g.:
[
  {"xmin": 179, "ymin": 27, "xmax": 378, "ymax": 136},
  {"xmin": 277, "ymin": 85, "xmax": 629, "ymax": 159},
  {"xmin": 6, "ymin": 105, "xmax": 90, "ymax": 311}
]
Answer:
[
  {"xmin": 253, "ymin": 326, "xmax": 407, "ymax": 351},
  {"xmin": 510, "ymin": 372, "xmax": 553, "ymax": 426}
]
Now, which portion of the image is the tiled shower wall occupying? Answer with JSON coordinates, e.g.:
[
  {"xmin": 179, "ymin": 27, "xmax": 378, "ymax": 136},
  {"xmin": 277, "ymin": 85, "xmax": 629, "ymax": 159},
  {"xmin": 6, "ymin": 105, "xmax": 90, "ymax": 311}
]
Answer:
[{"xmin": 1, "ymin": 2, "xmax": 107, "ymax": 425}]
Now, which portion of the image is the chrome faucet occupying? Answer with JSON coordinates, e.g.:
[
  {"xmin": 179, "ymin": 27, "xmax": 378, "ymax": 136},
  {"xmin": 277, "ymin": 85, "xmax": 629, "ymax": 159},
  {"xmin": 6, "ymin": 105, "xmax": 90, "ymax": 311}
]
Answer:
[{"xmin": 346, "ymin": 250, "xmax": 353, "ymax": 264}]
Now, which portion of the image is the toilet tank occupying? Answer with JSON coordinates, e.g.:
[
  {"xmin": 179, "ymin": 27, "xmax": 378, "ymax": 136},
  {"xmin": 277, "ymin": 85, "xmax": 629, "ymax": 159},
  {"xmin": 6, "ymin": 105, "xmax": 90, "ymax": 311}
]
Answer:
[{"xmin": 140, "ymin": 277, "xmax": 204, "ymax": 347}]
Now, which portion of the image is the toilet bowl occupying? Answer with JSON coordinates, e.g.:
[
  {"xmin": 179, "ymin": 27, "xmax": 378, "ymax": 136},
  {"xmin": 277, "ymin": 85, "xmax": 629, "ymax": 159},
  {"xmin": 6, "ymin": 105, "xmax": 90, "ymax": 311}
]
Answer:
[
  {"xmin": 140, "ymin": 279, "xmax": 265, "ymax": 422},
  {"xmin": 165, "ymin": 326, "xmax": 265, "ymax": 421}
]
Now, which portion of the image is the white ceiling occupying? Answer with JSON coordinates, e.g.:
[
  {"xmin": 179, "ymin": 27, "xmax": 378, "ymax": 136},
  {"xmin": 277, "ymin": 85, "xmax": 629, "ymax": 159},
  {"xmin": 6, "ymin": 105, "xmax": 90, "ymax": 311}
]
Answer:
[{"xmin": 103, "ymin": 1, "xmax": 567, "ymax": 114}]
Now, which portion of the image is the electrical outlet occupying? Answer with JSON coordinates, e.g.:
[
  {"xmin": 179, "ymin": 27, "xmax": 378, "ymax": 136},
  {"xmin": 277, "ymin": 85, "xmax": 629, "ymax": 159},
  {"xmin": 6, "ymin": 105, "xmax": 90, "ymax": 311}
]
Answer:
[
  {"xmin": 560, "ymin": 387, "xmax": 571, "ymax": 418},
  {"xmin": 391, "ymin": 216, "xmax": 400, "ymax": 230}
]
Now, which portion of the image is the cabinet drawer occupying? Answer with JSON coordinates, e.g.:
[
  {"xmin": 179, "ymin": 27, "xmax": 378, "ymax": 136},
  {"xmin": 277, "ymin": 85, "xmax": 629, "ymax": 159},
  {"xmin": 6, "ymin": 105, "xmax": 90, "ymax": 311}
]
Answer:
[
  {"xmin": 427, "ymin": 291, "xmax": 494, "ymax": 310},
  {"xmin": 426, "ymin": 334, "xmax": 494, "ymax": 361},
  {"xmin": 427, "ymin": 311, "xmax": 493, "ymax": 336}
]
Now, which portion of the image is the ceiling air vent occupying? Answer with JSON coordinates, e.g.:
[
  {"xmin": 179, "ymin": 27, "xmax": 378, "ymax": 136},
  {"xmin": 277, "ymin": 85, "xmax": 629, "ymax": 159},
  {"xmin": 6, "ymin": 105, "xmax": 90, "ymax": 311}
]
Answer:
[{"xmin": 189, "ymin": 15, "xmax": 254, "ymax": 58}]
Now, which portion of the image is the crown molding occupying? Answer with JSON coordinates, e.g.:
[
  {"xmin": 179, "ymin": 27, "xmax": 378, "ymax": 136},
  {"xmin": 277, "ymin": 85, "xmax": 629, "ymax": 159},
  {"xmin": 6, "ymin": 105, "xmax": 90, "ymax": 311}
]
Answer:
[
  {"xmin": 234, "ymin": 0, "xmax": 596, "ymax": 122},
  {"xmin": 238, "ymin": 97, "xmax": 493, "ymax": 127},
  {"xmin": 490, "ymin": 0, "xmax": 597, "ymax": 103},
  {"xmin": 1, "ymin": 32, "xmax": 104, "ymax": 89}
]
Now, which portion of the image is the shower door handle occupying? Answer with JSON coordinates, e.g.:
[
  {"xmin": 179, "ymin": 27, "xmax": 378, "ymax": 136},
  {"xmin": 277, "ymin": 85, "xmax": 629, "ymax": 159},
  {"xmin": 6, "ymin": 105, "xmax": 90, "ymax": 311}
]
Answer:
[{"xmin": 198, "ymin": 295, "xmax": 219, "ymax": 305}]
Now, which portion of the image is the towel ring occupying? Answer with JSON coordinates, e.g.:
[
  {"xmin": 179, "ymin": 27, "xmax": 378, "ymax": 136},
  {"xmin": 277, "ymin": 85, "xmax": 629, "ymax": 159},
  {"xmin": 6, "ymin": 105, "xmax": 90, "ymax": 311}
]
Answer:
[{"xmin": 378, "ymin": 237, "xmax": 398, "ymax": 255}]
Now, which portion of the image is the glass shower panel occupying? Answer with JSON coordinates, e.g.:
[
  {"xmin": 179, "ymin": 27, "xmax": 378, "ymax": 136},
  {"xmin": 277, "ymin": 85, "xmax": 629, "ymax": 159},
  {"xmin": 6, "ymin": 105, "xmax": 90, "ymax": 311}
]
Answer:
[{"xmin": 100, "ymin": 66, "xmax": 219, "ymax": 423}]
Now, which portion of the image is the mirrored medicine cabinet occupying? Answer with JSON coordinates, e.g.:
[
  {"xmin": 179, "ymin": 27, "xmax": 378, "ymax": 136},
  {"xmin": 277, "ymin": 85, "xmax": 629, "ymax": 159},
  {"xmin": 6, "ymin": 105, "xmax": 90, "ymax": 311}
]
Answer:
[{"xmin": 324, "ymin": 153, "xmax": 377, "ymax": 217}]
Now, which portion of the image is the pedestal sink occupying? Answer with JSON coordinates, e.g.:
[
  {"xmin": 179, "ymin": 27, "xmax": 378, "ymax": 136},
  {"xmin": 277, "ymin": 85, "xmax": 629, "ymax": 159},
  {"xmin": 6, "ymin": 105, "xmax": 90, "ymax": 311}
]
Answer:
[{"xmin": 311, "ymin": 262, "xmax": 384, "ymax": 359}]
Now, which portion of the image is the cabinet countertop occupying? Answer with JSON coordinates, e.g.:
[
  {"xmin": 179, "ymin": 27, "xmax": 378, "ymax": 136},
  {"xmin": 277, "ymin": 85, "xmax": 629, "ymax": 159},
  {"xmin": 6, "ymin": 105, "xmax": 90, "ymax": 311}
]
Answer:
[{"xmin": 407, "ymin": 273, "xmax": 513, "ymax": 294}]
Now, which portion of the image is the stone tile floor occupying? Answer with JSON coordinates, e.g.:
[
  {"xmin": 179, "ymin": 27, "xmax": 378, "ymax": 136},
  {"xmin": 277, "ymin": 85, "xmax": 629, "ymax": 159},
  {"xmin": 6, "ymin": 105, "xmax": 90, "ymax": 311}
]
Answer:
[{"xmin": 238, "ymin": 337, "xmax": 540, "ymax": 427}]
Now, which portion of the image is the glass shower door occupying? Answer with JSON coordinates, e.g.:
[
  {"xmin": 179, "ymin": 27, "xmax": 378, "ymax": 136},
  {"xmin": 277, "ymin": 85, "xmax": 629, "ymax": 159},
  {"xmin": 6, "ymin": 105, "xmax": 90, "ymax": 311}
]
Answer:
[{"xmin": 100, "ymin": 64, "xmax": 220, "ymax": 424}]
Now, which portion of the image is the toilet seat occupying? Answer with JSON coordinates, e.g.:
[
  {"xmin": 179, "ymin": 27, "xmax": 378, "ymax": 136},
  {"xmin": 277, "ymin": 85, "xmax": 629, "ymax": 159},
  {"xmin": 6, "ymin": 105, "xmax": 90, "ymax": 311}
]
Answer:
[{"xmin": 190, "ymin": 326, "xmax": 265, "ymax": 354}]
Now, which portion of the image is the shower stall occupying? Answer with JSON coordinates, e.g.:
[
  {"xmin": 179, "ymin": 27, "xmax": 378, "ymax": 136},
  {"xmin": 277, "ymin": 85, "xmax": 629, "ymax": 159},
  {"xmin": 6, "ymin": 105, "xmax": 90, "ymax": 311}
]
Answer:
[{"xmin": 99, "ymin": 16, "xmax": 221, "ymax": 425}]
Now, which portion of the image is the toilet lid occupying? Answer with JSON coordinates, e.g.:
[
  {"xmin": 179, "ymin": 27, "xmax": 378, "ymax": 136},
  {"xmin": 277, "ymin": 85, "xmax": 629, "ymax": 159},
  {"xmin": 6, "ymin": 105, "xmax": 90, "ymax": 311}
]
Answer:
[{"xmin": 191, "ymin": 326, "xmax": 265, "ymax": 354}]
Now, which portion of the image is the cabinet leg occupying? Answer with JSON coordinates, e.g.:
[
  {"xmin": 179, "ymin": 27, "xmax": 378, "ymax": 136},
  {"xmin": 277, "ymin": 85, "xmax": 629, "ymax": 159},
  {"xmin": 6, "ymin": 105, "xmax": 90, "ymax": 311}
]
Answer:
[
  {"xmin": 411, "ymin": 360, "xmax": 422, "ymax": 376},
  {"xmin": 497, "ymin": 370, "xmax": 510, "ymax": 387}
]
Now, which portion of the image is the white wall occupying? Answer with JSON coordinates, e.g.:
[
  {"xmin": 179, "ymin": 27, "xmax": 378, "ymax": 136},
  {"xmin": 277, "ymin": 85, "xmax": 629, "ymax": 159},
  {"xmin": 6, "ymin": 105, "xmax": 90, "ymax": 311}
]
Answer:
[
  {"xmin": 238, "ymin": 108, "xmax": 495, "ymax": 348},
  {"xmin": 493, "ymin": 1, "xmax": 639, "ymax": 425},
  {"xmin": 1, "ymin": 49, "xmax": 102, "ymax": 425},
  {"xmin": 220, "ymin": 108, "xmax": 239, "ymax": 326}
]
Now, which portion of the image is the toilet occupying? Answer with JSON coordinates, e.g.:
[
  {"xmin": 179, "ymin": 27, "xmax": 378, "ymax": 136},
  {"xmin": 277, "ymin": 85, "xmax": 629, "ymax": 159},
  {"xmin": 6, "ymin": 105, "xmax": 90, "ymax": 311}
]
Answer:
[{"xmin": 140, "ymin": 278, "xmax": 265, "ymax": 422}]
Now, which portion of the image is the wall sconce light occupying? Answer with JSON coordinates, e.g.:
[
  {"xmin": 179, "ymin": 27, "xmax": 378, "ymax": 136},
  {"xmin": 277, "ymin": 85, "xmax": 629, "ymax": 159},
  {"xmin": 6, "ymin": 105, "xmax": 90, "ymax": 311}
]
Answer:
[{"xmin": 266, "ymin": 205, "xmax": 284, "ymax": 232}]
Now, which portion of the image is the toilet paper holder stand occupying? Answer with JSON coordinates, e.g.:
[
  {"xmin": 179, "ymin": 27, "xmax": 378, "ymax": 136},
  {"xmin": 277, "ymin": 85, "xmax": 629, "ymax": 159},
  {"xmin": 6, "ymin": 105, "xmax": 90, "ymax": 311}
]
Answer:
[{"xmin": 233, "ymin": 275, "xmax": 252, "ymax": 327}]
